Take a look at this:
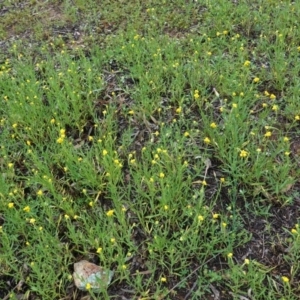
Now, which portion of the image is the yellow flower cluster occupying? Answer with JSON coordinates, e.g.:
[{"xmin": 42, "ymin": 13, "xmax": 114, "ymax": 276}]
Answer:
[
  {"xmin": 264, "ymin": 91, "xmax": 276, "ymax": 100},
  {"xmin": 56, "ymin": 129, "xmax": 66, "ymax": 144},
  {"xmin": 114, "ymin": 159, "xmax": 123, "ymax": 168}
]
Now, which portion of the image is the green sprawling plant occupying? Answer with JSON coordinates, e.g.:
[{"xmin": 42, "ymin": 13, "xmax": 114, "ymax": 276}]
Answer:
[{"xmin": 0, "ymin": 0, "xmax": 299, "ymax": 299}]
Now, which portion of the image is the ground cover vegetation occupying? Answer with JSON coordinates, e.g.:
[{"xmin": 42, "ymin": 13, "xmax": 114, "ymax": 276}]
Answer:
[{"xmin": 0, "ymin": 0, "xmax": 300, "ymax": 299}]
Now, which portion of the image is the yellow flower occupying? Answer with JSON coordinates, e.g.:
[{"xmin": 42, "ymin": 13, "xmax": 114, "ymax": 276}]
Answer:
[
  {"xmin": 253, "ymin": 77, "xmax": 260, "ymax": 83},
  {"xmin": 243, "ymin": 60, "xmax": 251, "ymax": 67},
  {"xmin": 198, "ymin": 215, "xmax": 204, "ymax": 221},
  {"xmin": 222, "ymin": 222, "xmax": 227, "ymax": 228},
  {"xmin": 36, "ymin": 190, "xmax": 43, "ymax": 196},
  {"xmin": 110, "ymin": 238, "xmax": 116, "ymax": 243},
  {"xmin": 164, "ymin": 205, "xmax": 169, "ymax": 210},
  {"xmin": 210, "ymin": 122, "xmax": 217, "ymax": 129},
  {"xmin": 23, "ymin": 206, "xmax": 30, "ymax": 212},
  {"xmin": 159, "ymin": 172, "xmax": 165, "ymax": 178},
  {"xmin": 85, "ymin": 283, "xmax": 91, "ymax": 290},
  {"xmin": 283, "ymin": 137, "xmax": 289, "ymax": 142},
  {"xmin": 272, "ymin": 105, "xmax": 279, "ymax": 111},
  {"xmin": 240, "ymin": 150, "xmax": 249, "ymax": 158},
  {"xmin": 184, "ymin": 131, "xmax": 190, "ymax": 137},
  {"xmin": 269, "ymin": 94, "xmax": 276, "ymax": 100},
  {"xmin": 202, "ymin": 180, "xmax": 207, "ymax": 186},
  {"xmin": 97, "ymin": 247, "xmax": 102, "ymax": 253},
  {"xmin": 232, "ymin": 103, "xmax": 237, "ymax": 108},
  {"xmin": 281, "ymin": 276, "xmax": 289, "ymax": 283},
  {"xmin": 106, "ymin": 209, "xmax": 114, "ymax": 217},
  {"xmin": 295, "ymin": 115, "xmax": 300, "ymax": 121},
  {"xmin": 213, "ymin": 213, "xmax": 219, "ymax": 219},
  {"xmin": 102, "ymin": 149, "xmax": 108, "ymax": 156},
  {"xmin": 176, "ymin": 106, "xmax": 182, "ymax": 114},
  {"xmin": 227, "ymin": 252, "xmax": 233, "ymax": 258},
  {"xmin": 264, "ymin": 131, "xmax": 272, "ymax": 137},
  {"xmin": 8, "ymin": 202, "xmax": 14, "ymax": 208},
  {"xmin": 244, "ymin": 258, "xmax": 250, "ymax": 265},
  {"xmin": 56, "ymin": 137, "xmax": 64, "ymax": 144},
  {"xmin": 128, "ymin": 110, "xmax": 134, "ymax": 115},
  {"xmin": 29, "ymin": 218, "xmax": 36, "ymax": 224},
  {"xmin": 220, "ymin": 177, "xmax": 225, "ymax": 183},
  {"xmin": 291, "ymin": 228, "xmax": 297, "ymax": 234},
  {"xmin": 204, "ymin": 137, "xmax": 211, "ymax": 144},
  {"xmin": 160, "ymin": 276, "xmax": 167, "ymax": 282},
  {"xmin": 256, "ymin": 148, "xmax": 262, "ymax": 153},
  {"xmin": 194, "ymin": 90, "xmax": 200, "ymax": 99}
]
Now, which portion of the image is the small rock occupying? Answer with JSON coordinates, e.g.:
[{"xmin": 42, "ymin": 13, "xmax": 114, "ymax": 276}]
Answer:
[{"xmin": 73, "ymin": 260, "xmax": 114, "ymax": 292}]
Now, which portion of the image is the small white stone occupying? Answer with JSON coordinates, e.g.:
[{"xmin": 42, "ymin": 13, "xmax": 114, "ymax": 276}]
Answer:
[{"xmin": 73, "ymin": 260, "xmax": 114, "ymax": 292}]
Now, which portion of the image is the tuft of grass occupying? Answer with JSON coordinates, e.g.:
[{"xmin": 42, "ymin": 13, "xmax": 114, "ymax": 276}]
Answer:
[{"xmin": 1, "ymin": 1, "xmax": 300, "ymax": 299}]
